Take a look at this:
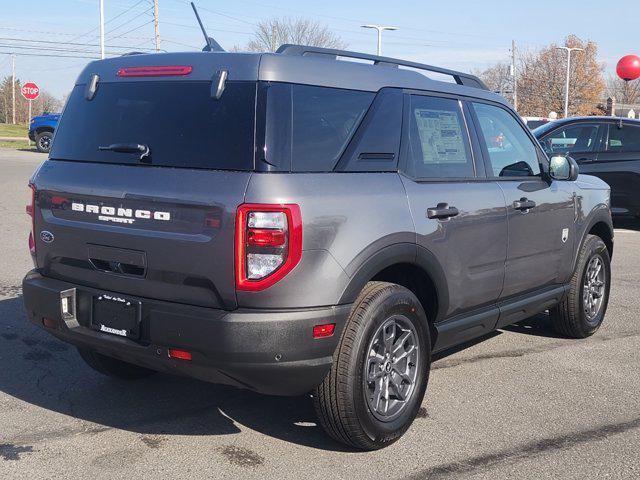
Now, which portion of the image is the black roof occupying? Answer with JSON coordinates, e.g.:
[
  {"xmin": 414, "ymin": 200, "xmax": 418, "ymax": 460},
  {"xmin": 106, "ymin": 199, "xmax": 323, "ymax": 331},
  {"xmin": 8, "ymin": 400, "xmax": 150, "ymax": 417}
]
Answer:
[
  {"xmin": 75, "ymin": 45, "xmax": 508, "ymax": 105},
  {"xmin": 543, "ymin": 116, "xmax": 640, "ymax": 126}
]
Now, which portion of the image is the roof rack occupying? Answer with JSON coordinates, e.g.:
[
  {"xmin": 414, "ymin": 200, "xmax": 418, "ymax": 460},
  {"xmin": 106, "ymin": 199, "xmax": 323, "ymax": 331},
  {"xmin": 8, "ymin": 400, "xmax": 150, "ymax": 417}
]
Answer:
[{"xmin": 275, "ymin": 44, "xmax": 488, "ymax": 90}]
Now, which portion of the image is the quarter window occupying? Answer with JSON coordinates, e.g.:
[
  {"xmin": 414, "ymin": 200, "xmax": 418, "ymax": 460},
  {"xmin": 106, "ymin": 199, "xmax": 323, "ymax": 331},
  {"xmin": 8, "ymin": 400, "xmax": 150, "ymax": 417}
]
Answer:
[
  {"xmin": 607, "ymin": 124, "xmax": 640, "ymax": 152},
  {"xmin": 473, "ymin": 102, "xmax": 541, "ymax": 177},
  {"xmin": 405, "ymin": 95, "xmax": 474, "ymax": 178}
]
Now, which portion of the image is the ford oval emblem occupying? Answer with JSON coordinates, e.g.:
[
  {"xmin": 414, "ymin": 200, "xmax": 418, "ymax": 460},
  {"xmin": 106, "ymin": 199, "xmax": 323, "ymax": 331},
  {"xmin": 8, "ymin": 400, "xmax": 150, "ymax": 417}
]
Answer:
[{"xmin": 40, "ymin": 231, "xmax": 54, "ymax": 243}]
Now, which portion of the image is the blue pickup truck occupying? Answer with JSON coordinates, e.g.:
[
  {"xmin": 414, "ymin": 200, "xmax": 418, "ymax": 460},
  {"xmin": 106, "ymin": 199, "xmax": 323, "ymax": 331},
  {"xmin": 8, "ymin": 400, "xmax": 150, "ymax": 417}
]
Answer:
[{"xmin": 28, "ymin": 113, "xmax": 60, "ymax": 153}]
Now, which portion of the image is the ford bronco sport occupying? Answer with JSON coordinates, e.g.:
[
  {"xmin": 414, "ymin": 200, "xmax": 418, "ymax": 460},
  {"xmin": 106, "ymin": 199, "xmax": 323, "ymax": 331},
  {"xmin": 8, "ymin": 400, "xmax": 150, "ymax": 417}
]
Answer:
[{"xmin": 22, "ymin": 44, "xmax": 613, "ymax": 450}]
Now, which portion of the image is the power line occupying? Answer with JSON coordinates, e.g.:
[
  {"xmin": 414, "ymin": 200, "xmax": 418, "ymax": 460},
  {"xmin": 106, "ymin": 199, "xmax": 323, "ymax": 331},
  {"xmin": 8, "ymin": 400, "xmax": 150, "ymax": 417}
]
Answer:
[
  {"xmin": 0, "ymin": 50, "xmax": 97, "ymax": 60},
  {"xmin": 67, "ymin": 0, "xmax": 152, "ymax": 44},
  {"xmin": 109, "ymin": 19, "xmax": 155, "ymax": 40},
  {"xmin": 105, "ymin": 6, "xmax": 154, "ymax": 38},
  {"xmin": 0, "ymin": 36, "xmax": 156, "ymax": 51}
]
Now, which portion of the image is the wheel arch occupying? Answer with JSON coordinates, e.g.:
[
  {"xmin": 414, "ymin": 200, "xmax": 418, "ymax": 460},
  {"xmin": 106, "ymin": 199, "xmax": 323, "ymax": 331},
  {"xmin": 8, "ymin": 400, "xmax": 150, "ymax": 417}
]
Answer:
[
  {"xmin": 574, "ymin": 207, "xmax": 614, "ymax": 272},
  {"xmin": 338, "ymin": 243, "xmax": 449, "ymax": 346},
  {"xmin": 35, "ymin": 126, "xmax": 55, "ymax": 135}
]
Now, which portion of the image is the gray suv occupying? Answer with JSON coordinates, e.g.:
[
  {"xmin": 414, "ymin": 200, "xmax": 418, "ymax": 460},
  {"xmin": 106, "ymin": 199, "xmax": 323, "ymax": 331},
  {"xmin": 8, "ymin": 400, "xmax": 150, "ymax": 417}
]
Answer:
[{"xmin": 22, "ymin": 45, "xmax": 613, "ymax": 450}]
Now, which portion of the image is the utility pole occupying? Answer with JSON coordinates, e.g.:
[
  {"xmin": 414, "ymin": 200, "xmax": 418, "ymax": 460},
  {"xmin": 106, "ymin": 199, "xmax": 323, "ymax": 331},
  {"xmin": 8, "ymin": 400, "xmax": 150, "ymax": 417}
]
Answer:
[
  {"xmin": 153, "ymin": 0, "xmax": 161, "ymax": 52},
  {"xmin": 556, "ymin": 46, "xmax": 583, "ymax": 118},
  {"xmin": 361, "ymin": 25, "xmax": 397, "ymax": 56},
  {"xmin": 511, "ymin": 40, "xmax": 518, "ymax": 112},
  {"xmin": 99, "ymin": 0, "xmax": 105, "ymax": 59},
  {"xmin": 11, "ymin": 54, "xmax": 15, "ymax": 125}
]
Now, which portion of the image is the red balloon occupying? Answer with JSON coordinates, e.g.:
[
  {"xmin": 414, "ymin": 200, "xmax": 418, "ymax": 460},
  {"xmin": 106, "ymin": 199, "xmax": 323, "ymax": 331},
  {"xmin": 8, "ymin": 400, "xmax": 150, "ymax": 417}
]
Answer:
[{"xmin": 617, "ymin": 55, "xmax": 640, "ymax": 81}]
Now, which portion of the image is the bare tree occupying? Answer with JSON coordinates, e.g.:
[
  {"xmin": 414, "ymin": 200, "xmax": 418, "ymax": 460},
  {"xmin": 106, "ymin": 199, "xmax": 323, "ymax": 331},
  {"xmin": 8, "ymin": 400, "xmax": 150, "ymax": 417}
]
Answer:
[
  {"xmin": 516, "ymin": 35, "xmax": 605, "ymax": 117},
  {"xmin": 472, "ymin": 62, "xmax": 512, "ymax": 96},
  {"xmin": 606, "ymin": 74, "xmax": 640, "ymax": 104},
  {"xmin": 244, "ymin": 18, "xmax": 346, "ymax": 53}
]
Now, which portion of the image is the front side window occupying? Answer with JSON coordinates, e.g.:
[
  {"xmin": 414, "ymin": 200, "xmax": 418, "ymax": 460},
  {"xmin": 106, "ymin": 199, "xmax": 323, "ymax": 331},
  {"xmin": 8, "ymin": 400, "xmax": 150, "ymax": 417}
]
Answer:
[
  {"xmin": 473, "ymin": 102, "xmax": 541, "ymax": 177},
  {"xmin": 405, "ymin": 95, "xmax": 474, "ymax": 178},
  {"xmin": 607, "ymin": 124, "xmax": 640, "ymax": 152},
  {"xmin": 541, "ymin": 124, "xmax": 601, "ymax": 154}
]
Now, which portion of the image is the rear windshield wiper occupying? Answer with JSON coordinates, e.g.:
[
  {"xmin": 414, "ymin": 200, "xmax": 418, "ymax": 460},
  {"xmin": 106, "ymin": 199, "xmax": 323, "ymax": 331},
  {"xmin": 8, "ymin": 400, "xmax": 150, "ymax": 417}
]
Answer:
[{"xmin": 98, "ymin": 143, "xmax": 150, "ymax": 162}]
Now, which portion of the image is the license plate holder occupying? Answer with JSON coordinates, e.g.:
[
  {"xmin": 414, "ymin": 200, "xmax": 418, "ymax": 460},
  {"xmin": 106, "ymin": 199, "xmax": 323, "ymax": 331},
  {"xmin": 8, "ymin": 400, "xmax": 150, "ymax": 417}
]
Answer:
[{"xmin": 91, "ymin": 294, "xmax": 141, "ymax": 339}]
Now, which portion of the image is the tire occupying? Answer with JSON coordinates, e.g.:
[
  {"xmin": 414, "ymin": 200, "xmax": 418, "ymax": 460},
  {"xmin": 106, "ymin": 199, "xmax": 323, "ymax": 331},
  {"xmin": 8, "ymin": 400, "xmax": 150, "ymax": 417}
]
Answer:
[
  {"xmin": 550, "ymin": 234, "xmax": 611, "ymax": 338},
  {"xmin": 313, "ymin": 281, "xmax": 431, "ymax": 450},
  {"xmin": 35, "ymin": 131, "xmax": 53, "ymax": 153},
  {"xmin": 77, "ymin": 348, "xmax": 156, "ymax": 380}
]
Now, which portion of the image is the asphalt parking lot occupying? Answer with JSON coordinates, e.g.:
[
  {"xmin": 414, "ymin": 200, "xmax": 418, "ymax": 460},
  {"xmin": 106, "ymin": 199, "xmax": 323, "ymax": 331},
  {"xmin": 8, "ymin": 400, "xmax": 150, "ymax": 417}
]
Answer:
[{"xmin": 0, "ymin": 147, "xmax": 638, "ymax": 479}]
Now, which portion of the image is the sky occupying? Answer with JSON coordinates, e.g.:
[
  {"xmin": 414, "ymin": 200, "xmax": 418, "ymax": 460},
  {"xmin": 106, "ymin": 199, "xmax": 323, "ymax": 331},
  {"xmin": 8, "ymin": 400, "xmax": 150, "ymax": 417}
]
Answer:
[{"xmin": 0, "ymin": 0, "xmax": 637, "ymax": 99}]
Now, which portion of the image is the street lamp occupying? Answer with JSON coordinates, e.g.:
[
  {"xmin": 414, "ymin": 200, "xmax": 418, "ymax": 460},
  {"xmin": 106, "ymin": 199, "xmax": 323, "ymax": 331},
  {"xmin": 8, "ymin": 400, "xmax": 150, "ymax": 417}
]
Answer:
[
  {"xmin": 556, "ymin": 46, "xmax": 583, "ymax": 118},
  {"xmin": 361, "ymin": 25, "xmax": 397, "ymax": 56}
]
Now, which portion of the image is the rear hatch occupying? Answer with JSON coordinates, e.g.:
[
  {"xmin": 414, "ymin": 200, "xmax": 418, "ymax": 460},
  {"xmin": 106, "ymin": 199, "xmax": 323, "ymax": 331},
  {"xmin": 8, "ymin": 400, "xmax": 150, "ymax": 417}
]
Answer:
[{"xmin": 31, "ymin": 54, "xmax": 260, "ymax": 310}]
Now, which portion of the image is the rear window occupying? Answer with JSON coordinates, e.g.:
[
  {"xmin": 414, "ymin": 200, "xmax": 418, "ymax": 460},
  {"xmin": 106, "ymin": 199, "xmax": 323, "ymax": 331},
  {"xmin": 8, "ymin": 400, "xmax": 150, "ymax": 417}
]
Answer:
[{"xmin": 50, "ymin": 81, "xmax": 256, "ymax": 170}]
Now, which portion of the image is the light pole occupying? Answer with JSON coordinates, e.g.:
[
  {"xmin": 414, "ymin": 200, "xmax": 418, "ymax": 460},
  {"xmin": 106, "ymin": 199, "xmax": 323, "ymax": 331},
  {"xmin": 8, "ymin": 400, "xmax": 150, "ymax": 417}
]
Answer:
[
  {"xmin": 361, "ymin": 25, "xmax": 397, "ymax": 56},
  {"xmin": 99, "ymin": 0, "xmax": 105, "ymax": 59},
  {"xmin": 556, "ymin": 46, "xmax": 583, "ymax": 118}
]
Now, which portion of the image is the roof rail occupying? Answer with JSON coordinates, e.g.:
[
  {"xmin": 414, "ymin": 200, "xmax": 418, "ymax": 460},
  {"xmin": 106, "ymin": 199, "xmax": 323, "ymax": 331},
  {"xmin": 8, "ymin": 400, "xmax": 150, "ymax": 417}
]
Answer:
[{"xmin": 275, "ymin": 44, "xmax": 488, "ymax": 90}]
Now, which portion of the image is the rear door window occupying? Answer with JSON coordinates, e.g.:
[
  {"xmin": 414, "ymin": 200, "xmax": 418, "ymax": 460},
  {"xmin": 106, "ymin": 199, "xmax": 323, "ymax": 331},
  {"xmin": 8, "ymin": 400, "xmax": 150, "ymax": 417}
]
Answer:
[
  {"xmin": 404, "ymin": 95, "xmax": 475, "ymax": 179},
  {"xmin": 50, "ymin": 81, "xmax": 256, "ymax": 170},
  {"xmin": 607, "ymin": 124, "xmax": 640, "ymax": 152}
]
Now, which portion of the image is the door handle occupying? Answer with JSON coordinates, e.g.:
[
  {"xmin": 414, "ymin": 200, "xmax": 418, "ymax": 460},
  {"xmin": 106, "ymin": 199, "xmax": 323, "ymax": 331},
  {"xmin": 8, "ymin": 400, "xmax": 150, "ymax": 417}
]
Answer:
[
  {"xmin": 427, "ymin": 203, "xmax": 459, "ymax": 219},
  {"xmin": 513, "ymin": 197, "xmax": 536, "ymax": 212}
]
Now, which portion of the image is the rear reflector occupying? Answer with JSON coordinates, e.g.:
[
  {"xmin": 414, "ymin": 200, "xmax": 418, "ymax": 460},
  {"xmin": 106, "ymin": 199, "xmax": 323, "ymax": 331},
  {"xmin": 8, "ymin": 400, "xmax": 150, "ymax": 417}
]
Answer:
[
  {"xmin": 168, "ymin": 349, "xmax": 192, "ymax": 361},
  {"xmin": 313, "ymin": 323, "xmax": 335, "ymax": 338},
  {"xmin": 117, "ymin": 66, "xmax": 193, "ymax": 77},
  {"xmin": 27, "ymin": 184, "xmax": 36, "ymax": 256}
]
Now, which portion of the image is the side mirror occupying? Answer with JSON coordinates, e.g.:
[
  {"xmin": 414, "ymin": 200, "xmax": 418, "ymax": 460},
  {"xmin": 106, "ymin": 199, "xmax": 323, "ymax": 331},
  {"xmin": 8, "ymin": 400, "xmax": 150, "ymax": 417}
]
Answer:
[{"xmin": 549, "ymin": 155, "xmax": 579, "ymax": 181}]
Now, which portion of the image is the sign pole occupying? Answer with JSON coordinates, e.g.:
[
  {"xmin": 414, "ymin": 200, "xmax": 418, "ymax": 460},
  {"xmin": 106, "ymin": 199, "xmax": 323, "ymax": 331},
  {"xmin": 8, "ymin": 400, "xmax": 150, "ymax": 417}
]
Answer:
[{"xmin": 28, "ymin": 99, "xmax": 32, "ymax": 146}]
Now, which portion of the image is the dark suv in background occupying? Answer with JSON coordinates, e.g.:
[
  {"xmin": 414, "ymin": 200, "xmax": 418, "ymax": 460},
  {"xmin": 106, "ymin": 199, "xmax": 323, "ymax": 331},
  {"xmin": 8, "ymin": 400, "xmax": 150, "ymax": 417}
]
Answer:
[
  {"xmin": 22, "ymin": 45, "xmax": 613, "ymax": 450},
  {"xmin": 535, "ymin": 116, "xmax": 640, "ymax": 219}
]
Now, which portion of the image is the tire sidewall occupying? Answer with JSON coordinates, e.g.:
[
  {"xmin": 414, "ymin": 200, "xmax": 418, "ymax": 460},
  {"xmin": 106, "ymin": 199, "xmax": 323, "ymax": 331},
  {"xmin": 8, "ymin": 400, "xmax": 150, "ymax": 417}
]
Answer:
[
  {"xmin": 350, "ymin": 287, "xmax": 431, "ymax": 445},
  {"xmin": 575, "ymin": 236, "xmax": 611, "ymax": 334}
]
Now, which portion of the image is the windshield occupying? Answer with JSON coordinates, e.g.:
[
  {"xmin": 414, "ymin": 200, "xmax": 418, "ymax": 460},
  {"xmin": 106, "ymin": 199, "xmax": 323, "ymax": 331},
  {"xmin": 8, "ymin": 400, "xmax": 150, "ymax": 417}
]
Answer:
[{"xmin": 50, "ymin": 81, "xmax": 256, "ymax": 170}]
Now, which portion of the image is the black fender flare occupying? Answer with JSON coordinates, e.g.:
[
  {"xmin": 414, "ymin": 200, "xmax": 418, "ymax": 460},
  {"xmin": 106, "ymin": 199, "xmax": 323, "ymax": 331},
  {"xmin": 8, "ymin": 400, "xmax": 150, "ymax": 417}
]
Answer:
[
  {"xmin": 338, "ymin": 242, "xmax": 449, "ymax": 323},
  {"xmin": 573, "ymin": 205, "xmax": 614, "ymax": 272}
]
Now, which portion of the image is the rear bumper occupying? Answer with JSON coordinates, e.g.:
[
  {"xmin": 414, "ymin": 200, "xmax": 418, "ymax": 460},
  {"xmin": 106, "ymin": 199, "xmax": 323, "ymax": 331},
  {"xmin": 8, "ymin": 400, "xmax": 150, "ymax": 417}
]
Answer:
[{"xmin": 22, "ymin": 270, "xmax": 351, "ymax": 396}]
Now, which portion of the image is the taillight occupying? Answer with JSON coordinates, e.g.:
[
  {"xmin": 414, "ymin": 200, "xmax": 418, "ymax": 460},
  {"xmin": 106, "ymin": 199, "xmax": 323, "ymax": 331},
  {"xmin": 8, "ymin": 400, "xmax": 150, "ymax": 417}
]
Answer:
[
  {"xmin": 116, "ymin": 66, "xmax": 193, "ymax": 77},
  {"xmin": 235, "ymin": 204, "xmax": 302, "ymax": 291},
  {"xmin": 27, "ymin": 183, "xmax": 36, "ymax": 256}
]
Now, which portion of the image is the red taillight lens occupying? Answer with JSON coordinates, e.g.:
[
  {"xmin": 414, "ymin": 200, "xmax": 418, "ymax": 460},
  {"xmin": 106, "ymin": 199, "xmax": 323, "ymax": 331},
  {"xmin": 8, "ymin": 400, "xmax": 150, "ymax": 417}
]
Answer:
[
  {"xmin": 27, "ymin": 184, "xmax": 36, "ymax": 256},
  {"xmin": 247, "ymin": 228, "xmax": 286, "ymax": 247},
  {"xmin": 235, "ymin": 204, "xmax": 302, "ymax": 291},
  {"xmin": 313, "ymin": 323, "xmax": 335, "ymax": 338},
  {"xmin": 168, "ymin": 349, "xmax": 192, "ymax": 361},
  {"xmin": 117, "ymin": 66, "xmax": 193, "ymax": 77}
]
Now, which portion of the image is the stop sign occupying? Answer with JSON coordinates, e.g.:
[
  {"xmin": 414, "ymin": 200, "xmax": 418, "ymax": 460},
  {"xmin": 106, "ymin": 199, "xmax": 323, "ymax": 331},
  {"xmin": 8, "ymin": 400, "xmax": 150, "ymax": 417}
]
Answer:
[{"xmin": 21, "ymin": 82, "xmax": 40, "ymax": 100}]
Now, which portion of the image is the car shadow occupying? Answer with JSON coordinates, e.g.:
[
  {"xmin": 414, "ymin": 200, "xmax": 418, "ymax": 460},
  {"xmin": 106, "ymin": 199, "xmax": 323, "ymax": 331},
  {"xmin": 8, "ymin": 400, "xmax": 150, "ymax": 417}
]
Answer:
[
  {"xmin": 2, "ymin": 294, "xmax": 559, "ymax": 451},
  {"xmin": 500, "ymin": 312, "xmax": 566, "ymax": 339},
  {"xmin": 0, "ymin": 295, "xmax": 355, "ymax": 451}
]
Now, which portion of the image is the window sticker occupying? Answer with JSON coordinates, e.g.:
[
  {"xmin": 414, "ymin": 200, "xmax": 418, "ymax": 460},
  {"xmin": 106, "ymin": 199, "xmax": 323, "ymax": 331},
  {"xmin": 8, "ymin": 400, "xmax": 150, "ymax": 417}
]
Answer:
[{"xmin": 413, "ymin": 109, "xmax": 467, "ymax": 164}]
